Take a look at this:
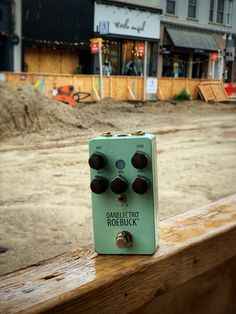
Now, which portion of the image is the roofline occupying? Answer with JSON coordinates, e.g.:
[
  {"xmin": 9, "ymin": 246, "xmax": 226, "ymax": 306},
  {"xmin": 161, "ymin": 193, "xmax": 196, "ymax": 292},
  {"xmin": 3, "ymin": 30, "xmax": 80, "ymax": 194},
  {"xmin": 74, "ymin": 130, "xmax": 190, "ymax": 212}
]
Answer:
[
  {"xmin": 95, "ymin": 0, "xmax": 163, "ymax": 14},
  {"xmin": 161, "ymin": 20, "xmax": 236, "ymax": 36}
]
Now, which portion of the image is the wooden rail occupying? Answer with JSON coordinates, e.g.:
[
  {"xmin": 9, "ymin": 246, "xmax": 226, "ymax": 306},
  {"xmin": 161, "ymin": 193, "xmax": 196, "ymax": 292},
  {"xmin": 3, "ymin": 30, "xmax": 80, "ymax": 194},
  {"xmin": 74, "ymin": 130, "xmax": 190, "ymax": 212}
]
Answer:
[
  {"xmin": 3, "ymin": 72, "xmax": 221, "ymax": 101},
  {"xmin": 0, "ymin": 195, "xmax": 235, "ymax": 314}
]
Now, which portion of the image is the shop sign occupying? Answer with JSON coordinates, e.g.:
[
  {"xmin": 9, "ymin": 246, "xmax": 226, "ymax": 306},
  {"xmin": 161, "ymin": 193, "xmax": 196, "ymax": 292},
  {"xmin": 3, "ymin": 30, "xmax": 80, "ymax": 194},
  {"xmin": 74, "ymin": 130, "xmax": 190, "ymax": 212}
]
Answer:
[
  {"xmin": 90, "ymin": 38, "xmax": 103, "ymax": 54},
  {"xmin": 137, "ymin": 43, "xmax": 145, "ymax": 56},
  {"xmin": 146, "ymin": 77, "xmax": 157, "ymax": 94},
  {"xmin": 99, "ymin": 21, "xmax": 109, "ymax": 35},
  {"xmin": 226, "ymin": 47, "xmax": 235, "ymax": 61},
  {"xmin": 210, "ymin": 52, "xmax": 219, "ymax": 62},
  {"xmin": 160, "ymin": 45, "xmax": 171, "ymax": 54},
  {"xmin": 91, "ymin": 42, "xmax": 99, "ymax": 54},
  {"xmin": 19, "ymin": 74, "xmax": 27, "ymax": 81},
  {"xmin": 94, "ymin": 3, "xmax": 160, "ymax": 40},
  {"xmin": 0, "ymin": 73, "xmax": 6, "ymax": 81}
]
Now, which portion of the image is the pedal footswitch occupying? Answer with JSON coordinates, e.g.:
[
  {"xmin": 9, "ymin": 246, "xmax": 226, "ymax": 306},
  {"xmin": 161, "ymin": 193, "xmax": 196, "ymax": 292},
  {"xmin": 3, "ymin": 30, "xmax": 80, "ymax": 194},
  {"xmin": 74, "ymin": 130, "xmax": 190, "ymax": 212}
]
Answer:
[{"xmin": 88, "ymin": 132, "xmax": 158, "ymax": 255}]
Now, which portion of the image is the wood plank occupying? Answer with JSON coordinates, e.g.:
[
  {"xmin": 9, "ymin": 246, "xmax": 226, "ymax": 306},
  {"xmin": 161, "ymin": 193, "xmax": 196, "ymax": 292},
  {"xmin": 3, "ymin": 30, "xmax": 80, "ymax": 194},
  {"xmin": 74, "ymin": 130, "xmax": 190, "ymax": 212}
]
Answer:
[
  {"xmin": 24, "ymin": 48, "xmax": 79, "ymax": 74},
  {"xmin": 198, "ymin": 85, "xmax": 215, "ymax": 102},
  {"xmin": 128, "ymin": 86, "xmax": 136, "ymax": 100},
  {"xmin": 0, "ymin": 195, "xmax": 235, "ymax": 314},
  {"xmin": 133, "ymin": 257, "xmax": 236, "ymax": 314},
  {"xmin": 198, "ymin": 82, "xmax": 229, "ymax": 102}
]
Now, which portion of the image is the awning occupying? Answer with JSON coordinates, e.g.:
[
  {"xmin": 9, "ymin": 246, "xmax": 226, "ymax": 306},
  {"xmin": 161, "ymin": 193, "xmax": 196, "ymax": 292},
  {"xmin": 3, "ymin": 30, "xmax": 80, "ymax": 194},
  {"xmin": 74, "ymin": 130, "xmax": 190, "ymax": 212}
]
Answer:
[{"xmin": 166, "ymin": 27, "xmax": 220, "ymax": 52}]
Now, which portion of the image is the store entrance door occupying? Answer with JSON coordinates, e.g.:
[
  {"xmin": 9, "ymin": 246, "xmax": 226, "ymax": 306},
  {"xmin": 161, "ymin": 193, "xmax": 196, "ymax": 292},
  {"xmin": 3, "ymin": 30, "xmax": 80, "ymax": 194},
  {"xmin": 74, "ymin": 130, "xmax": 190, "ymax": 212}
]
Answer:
[{"xmin": 192, "ymin": 55, "xmax": 208, "ymax": 78}]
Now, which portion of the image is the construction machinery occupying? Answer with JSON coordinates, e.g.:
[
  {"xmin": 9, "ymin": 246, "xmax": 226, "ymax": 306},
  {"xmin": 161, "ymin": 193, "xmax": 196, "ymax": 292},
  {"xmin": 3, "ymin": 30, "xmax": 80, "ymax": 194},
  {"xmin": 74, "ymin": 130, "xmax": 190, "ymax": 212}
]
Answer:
[{"xmin": 52, "ymin": 85, "xmax": 90, "ymax": 106}]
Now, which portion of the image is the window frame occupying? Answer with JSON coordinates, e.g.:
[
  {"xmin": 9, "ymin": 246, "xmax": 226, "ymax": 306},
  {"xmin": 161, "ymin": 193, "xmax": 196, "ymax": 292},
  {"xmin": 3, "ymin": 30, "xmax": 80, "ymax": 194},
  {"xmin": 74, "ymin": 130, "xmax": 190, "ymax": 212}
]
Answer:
[
  {"xmin": 226, "ymin": 0, "xmax": 232, "ymax": 26},
  {"xmin": 209, "ymin": 0, "xmax": 215, "ymax": 22},
  {"xmin": 188, "ymin": 0, "xmax": 197, "ymax": 19},
  {"xmin": 166, "ymin": 0, "xmax": 176, "ymax": 15},
  {"xmin": 216, "ymin": 0, "xmax": 225, "ymax": 24}
]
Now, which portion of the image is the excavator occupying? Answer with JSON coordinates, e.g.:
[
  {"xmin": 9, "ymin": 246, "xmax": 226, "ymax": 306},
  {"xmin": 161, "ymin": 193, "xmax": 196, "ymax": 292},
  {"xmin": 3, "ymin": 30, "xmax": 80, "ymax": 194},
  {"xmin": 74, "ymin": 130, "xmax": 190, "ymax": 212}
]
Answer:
[{"xmin": 52, "ymin": 85, "xmax": 90, "ymax": 106}]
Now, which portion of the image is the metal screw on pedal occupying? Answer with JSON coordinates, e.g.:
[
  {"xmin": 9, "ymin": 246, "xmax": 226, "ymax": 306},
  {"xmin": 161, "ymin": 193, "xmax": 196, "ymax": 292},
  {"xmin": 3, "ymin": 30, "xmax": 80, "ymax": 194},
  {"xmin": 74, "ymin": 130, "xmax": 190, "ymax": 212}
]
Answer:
[
  {"xmin": 131, "ymin": 131, "xmax": 145, "ymax": 136},
  {"xmin": 101, "ymin": 131, "xmax": 112, "ymax": 137}
]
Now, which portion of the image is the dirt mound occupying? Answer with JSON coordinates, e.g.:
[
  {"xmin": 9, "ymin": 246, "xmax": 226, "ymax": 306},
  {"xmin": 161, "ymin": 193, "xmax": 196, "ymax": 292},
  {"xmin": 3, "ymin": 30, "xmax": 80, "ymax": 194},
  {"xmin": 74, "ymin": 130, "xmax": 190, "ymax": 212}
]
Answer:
[
  {"xmin": 77, "ymin": 97, "xmax": 138, "ymax": 131},
  {"xmin": 0, "ymin": 83, "xmax": 130, "ymax": 140},
  {"xmin": 0, "ymin": 82, "xmax": 87, "ymax": 139}
]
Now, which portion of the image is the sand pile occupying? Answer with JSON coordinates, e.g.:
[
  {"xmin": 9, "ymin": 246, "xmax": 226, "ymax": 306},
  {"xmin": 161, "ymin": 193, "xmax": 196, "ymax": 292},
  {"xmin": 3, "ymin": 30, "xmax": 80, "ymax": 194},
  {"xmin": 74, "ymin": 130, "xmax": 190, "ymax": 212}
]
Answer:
[
  {"xmin": 0, "ymin": 82, "xmax": 87, "ymax": 139},
  {"xmin": 0, "ymin": 83, "xmax": 139, "ymax": 140},
  {"xmin": 0, "ymin": 82, "xmax": 142, "ymax": 139}
]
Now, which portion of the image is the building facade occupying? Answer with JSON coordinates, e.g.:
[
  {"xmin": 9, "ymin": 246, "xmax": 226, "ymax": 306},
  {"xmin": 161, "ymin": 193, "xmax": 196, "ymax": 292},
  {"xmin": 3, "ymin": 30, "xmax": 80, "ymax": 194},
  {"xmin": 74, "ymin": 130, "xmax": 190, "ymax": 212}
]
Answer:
[
  {"xmin": 93, "ymin": 1, "xmax": 162, "ymax": 76},
  {"xmin": 22, "ymin": 0, "xmax": 94, "ymax": 74},
  {"xmin": 158, "ymin": 0, "xmax": 236, "ymax": 81},
  {"xmin": 21, "ymin": 0, "xmax": 162, "ymax": 77},
  {"xmin": 2, "ymin": 0, "xmax": 236, "ymax": 82}
]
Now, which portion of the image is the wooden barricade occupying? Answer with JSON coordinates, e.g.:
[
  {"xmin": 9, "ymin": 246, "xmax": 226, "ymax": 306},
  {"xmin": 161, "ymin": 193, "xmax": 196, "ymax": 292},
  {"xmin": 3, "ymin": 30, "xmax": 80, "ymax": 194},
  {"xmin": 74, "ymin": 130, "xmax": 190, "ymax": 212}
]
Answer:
[
  {"xmin": 3, "ymin": 72, "xmax": 222, "ymax": 101},
  {"xmin": 3, "ymin": 72, "xmax": 144, "ymax": 102},
  {"xmin": 0, "ymin": 195, "xmax": 235, "ymax": 314},
  {"xmin": 198, "ymin": 81, "xmax": 229, "ymax": 102}
]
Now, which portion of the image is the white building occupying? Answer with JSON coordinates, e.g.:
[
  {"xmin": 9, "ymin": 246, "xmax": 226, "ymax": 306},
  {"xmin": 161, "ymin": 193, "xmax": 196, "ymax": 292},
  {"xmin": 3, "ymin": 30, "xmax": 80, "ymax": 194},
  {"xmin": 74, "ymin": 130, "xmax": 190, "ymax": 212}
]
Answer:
[{"xmin": 158, "ymin": 0, "xmax": 236, "ymax": 81}]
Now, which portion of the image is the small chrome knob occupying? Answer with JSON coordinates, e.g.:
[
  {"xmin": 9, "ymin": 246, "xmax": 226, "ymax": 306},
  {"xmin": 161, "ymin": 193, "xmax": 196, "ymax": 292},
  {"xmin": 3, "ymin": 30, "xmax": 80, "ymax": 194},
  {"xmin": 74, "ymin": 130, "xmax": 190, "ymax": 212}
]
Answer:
[{"xmin": 115, "ymin": 231, "xmax": 133, "ymax": 248}]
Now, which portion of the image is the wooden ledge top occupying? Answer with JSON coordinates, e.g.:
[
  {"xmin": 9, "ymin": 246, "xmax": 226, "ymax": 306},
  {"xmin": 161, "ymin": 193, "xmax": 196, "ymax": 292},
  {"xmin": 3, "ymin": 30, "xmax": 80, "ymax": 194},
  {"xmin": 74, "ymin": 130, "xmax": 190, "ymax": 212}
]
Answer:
[{"xmin": 0, "ymin": 195, "xmax": 236, "ymax": 314}]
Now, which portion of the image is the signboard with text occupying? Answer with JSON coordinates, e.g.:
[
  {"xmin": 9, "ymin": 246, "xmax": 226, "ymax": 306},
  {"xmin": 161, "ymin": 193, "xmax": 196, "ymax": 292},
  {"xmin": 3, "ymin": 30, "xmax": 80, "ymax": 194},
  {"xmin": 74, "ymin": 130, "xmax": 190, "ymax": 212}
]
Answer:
[
  {"xmin": 90, "ymin": 42, "xmax": 99, "ymax": 54},
  {"xmin": 210, "ymin": 52, "xmax": 219, "ymax": 62},
  {"xmin": 146, "ymin": 77, "xmax": 157, "ymax": 94},
  {"xmin": 94, "ymin": 3, "xmax": 160, "ymax": 40},
  {"xmin": 90, "ymin": 38, "xmax": 103, "ymax": 54},
  {"xmin": 137, "ymin": 43, "xmax": 145, "ymax": 56}
]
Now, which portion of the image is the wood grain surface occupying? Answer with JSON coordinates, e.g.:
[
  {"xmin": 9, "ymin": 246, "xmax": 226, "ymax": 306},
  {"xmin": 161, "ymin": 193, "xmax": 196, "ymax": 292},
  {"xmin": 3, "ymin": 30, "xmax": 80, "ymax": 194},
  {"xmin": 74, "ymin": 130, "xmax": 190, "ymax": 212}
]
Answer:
[{"xmin": 0, "ymin": 195, "xmax": 236, "ymax": 314}]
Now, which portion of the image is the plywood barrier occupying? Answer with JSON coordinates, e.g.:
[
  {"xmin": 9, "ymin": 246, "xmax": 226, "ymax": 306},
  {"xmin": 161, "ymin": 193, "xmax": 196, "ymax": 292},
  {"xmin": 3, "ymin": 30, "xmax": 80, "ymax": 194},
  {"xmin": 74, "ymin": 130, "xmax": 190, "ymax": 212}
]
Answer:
[
  {"xmin": 3, "ymin": 72, "xmax": 222, "ymax": 101},
  {"xmin": 0, "ymin": 195, "xmax": 235, "ymax": 314},
  {"xmin": 24, "ymin": 48, "xmax": 79, "ymax": 74},
  {"xmin": 198, "ymin": 81, "xmax": 229, "ymax": 102}
]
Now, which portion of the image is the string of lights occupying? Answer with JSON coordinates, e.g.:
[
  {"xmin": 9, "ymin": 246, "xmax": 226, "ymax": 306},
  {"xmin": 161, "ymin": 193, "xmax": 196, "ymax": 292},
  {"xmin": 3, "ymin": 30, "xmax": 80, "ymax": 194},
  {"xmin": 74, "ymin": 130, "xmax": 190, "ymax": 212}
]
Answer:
[{"xmin": 0, "ymin": 31, "xmax": 220, "ymax": 63}]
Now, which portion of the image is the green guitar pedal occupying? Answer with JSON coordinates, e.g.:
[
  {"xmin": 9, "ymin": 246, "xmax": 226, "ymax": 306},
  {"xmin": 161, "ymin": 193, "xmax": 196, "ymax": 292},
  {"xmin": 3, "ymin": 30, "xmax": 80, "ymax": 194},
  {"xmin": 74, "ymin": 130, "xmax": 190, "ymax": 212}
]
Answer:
[{"xmin": 88, "ymin": 131, "xmax": 158, "ymax": 255}]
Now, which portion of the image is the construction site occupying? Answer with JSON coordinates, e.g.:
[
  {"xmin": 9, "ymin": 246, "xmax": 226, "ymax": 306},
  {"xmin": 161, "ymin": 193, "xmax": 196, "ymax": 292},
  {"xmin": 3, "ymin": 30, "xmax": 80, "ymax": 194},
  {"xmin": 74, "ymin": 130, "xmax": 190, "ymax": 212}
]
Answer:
[
  {"xmin": 0, "ymin": 81, "xmax": 235, "ymax": 275},
  {"xmin": 1, "ymin": 0, "xmax": 236, "ymax": 312}
]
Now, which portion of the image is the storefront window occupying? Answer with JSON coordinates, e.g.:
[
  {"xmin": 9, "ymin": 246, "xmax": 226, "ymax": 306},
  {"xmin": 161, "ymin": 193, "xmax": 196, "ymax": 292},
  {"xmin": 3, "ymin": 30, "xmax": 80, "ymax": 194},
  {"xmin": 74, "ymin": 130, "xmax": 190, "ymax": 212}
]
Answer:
[
  {"xmin": 102, "ymin": 40, "xmax": 118, "ymax": 75},
  {"xmin": 98, "ymin": 39, "xmax": 155, "ymax": 77},
  {"xmin": 162, "ymin": 54, "xmax": 188, "ymax": 77},
  {"xmin": 122, "ymin": 41, "xmax": 145, "ymax": 76}
]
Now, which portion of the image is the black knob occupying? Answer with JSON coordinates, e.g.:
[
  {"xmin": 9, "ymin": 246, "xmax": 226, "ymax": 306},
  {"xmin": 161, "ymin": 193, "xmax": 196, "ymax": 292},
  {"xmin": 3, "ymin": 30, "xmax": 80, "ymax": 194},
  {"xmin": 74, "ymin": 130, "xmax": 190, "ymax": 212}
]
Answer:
[
  {"xmin": 89, "ymin": 152, "xmax": 106, "ymax": 170},
  {"xmin": 132, "ymin": 176, "xmax": 149, "ymax": 194},
  {"xmin": 90, "ymin": 176, "xmax": 108, "ymax": 194},
  {"xmin": 131, "ymin": 151, "xmax": 148, "ymax": 169},
  {"xmin": 111, "ymin": 176, "xmax": 128, "ymax": 194}
]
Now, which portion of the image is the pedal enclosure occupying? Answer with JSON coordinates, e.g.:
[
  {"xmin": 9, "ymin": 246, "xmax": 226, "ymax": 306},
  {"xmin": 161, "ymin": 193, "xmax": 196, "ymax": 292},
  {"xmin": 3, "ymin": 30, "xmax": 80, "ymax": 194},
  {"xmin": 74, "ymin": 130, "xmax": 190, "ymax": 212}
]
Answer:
[{"xmin": 89, "ymin": 133, "xmax": 158, "ymax": 254}]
